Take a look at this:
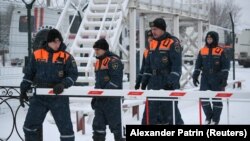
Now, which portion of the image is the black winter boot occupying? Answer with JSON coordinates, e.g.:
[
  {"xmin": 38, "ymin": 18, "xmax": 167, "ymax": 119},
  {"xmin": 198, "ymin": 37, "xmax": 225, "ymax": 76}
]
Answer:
[
  {"xmin": 93, "ymin": 132, "xmax": 105, "ymax": 141},
  {"xmin": 115, "ymin": 138, "xmax": 126, "ymax": 141}
]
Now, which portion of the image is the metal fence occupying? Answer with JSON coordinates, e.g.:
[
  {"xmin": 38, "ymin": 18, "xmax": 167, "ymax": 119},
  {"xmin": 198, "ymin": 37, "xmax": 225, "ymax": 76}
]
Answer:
[{"xmin": 0, "ymin": 86, "xmax": 28, "ymax": 141}]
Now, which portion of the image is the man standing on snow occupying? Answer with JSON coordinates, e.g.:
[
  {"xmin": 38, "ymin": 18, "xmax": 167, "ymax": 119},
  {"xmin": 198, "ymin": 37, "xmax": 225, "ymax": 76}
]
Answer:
[
  {"xmin": 20, "ymin": 29, "xmax": 78, "ymax": 141},
  {"xmin": 91, "ymin": 38, "xmax": 124, "ymax": 141},
  {"xmin": 141, "ymin": 18, "xmax": 184, "ymax": 125},
  {"xmin": 193, "ymin": 31, "xmax": 230, "ymax": 125}
]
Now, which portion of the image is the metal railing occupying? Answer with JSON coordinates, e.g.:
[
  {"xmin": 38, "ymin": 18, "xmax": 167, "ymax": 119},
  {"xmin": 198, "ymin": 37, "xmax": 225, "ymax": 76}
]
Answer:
[
  {"xmin": 56, "ymin": 0, "xmax": 89, "ymax": 46},
  {"xmin": 137, "ymin": 0, "xmax": 209, "ymax": 20},
  {"xmin": 0, "ymin": 86, "xmax": 29, "ymax": 141}
]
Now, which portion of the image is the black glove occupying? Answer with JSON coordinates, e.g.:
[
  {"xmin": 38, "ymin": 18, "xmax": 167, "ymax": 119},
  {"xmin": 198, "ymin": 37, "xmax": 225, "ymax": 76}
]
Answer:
[
  {"xmin": 221, "ymin": 79, "xmax": 227, "ymax": 87},
  {"xmin": 193, "ymin": 78, "xmax": 199, "ymax": 87},
  {"xmin": 220, "ymin": 71, "xmax": 228, "ymax": 88},
  {"xmin": 20, "ymin": 81, "xmax": 31, "ymax": 107},
  {"xmin": 134, "ymin": 82, "xmax": 140, "ymax": 90},
  {"xmin": 167, "ymin": 72, "xmax": 181, "ymax": 90},
  {"xmin": 141, "ymin": 81, "xmax": 148, "ymax": 90},
  {"xmin": 53, "ymin": 83, "xmax": 65, "ymax": 94},
  {"xmin": 164, "ymin": 83, "xmax": 174, "ymax": 90},
  {"xmin": 135, "ymin": 75, "xmax": 143, "ymax": 90},
  {"xmin": 91, "ymin": 98, "xmax": 97, "ymax": 110},
  {"xmin": 141, "ymin": 75, "xmax": 150, "ymax": 90},
  {"xmin": 20, "ymin": 91, "xmax": 29, "ymax": 107},
  {"xmin": 192, "ymin": 70, "xmax": 200, "ymax": 87}
]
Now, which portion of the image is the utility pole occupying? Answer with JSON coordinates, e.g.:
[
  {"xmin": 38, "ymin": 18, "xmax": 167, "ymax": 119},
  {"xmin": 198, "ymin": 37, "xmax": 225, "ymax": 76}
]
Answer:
[
  {"xmin": 22, "ymin": 0, "xmax": 35, "ymax": 74},
  {"xmin": 22, "ymin": 0, "xmax": 35, "ymax": 58},
  {"xmin": 229, "ymin": 12, "xmax": 235, "ymax": 80}
]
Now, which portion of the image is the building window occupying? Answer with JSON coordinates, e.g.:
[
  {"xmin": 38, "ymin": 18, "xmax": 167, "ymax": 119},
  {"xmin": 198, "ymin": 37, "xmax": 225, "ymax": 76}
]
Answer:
[{"xmin": 19, "ymin": 16, "xmax": 35, "ymax": 32}]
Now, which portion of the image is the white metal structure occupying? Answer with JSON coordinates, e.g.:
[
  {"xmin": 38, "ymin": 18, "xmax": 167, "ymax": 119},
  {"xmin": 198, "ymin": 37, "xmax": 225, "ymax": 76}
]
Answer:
[
  {"xmin": 55, "ymin": 0, "xmax": 89, "ymax": 47},
  {"xmin": 70, "ymin": 0, "xmax": 129, "ymax": 84}
]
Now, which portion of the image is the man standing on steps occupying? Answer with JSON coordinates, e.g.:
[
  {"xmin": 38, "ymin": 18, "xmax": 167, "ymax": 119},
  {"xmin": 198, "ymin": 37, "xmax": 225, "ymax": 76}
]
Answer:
[{"xmin": 91, "ymin": 38, "xmax": 124, "ymax": 141}]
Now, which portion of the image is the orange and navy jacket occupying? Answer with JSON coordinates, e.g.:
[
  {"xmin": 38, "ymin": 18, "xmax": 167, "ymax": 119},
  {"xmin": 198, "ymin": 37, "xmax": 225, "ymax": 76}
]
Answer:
[
  {"xmin": 194, "ymin": 46, "xmax": 230, "ymax": 76},
  {"xmin": 94, "ymin": 51, "xmax": 123, "ymax": 89},
  {"xmin": 142, "ymin": 32, "xmax": 182, "ymax": 89},
  {"xmin": 135, "ymin": 48, "xmax": 149, "ymax": 84},
  {"xmin": 22, "ymin": 43, "xmax": 78, "ymax": 88}
]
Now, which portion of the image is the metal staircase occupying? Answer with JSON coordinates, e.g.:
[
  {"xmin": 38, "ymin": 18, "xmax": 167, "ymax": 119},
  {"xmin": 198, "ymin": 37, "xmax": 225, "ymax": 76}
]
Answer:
[{"xmin": 70, "ymin": 0, "xmax": 129, "ymax": 85}]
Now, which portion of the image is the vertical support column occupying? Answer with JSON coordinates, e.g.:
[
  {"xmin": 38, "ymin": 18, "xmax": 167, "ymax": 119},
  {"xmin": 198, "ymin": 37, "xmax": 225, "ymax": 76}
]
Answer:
[
  {"xmin": 149, "ymin": 0, "xmax": 152, "ymax": 9},
  {"xmin": 129, "ymin": 4, "xmax": 137, "ymax": 89},
  {"xmin": 173, "ymin": 15, "xmax": 179, "ymax": 38},
  {"xmin": 180, "ymin": 0, "xmax": 183, "ymax": 14},
  {"xmin": 132, "ymin": 105, "xmax": 140, "ymax": 120},
  {"xmin": 197, "ymin": 20, "xmax": 203, "ymax": 50},
  {"xmin": 139, "ymin": 14, "xmax": 145, "ymax": 67},
  {"xmin": 170, "ymin": 0, "xmax": 174, "ymax": 12},
  {"xmin": 227, "ymin": 99, "xmax": 230, "ymax": 124},
  {"xmin": 120, "ymin": 97, "xmax": 125, "ymax": 138},
  {"xmin": 76, "ymin": 111, "xmax": 86, "ymax": 134}
]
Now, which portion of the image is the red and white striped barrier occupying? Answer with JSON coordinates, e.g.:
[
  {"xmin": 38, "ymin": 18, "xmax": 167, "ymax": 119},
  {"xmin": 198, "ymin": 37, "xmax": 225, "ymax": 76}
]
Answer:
[
  {"xmin": 36, "ymin": 86, "xmax": 250, "ymax": 100},
  {"xmin": 35, "ymin": 86, "xmax": 250, "ymax": 126}
]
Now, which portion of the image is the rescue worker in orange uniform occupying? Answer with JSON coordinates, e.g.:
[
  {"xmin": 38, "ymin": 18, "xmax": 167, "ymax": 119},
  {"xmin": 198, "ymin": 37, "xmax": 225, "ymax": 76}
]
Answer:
[
  {"xmin": 141, "ymin": 18, "xmax": 184, "ymax": 125},
  {"xmin": 91, "ymin": 38, "xmax": 124, "ymax": 141},
  {"xmin": 134, "ymin": 30, "xmax": 153, "ymax": 90},
  {"xmin": 20, "ymin": 29, "xmax": 78, "ymax": 141},
  {"xmin": 193, "ymin": 31, "xmax": 230, "ymax": 125}
]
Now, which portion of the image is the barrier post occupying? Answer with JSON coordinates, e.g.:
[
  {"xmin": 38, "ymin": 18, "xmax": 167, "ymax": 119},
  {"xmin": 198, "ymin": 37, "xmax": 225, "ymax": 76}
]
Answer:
[
  {"xmin": 172, "ymin": 100, "xmax": 176, "ymax": 125},
  {"xmin": 227, "ymin": 99, "xmax": 230, "ymax": 124},
  {"xmin": 146, "ymin": 98, "xmax": 149, "ymax": 125},
  {"xmin": 199, "ymin": 99, "xmax": 202, "ymax": 125},
  {"xmin": 121, "ymin": 97, "xmax": 125, "ymax": 138}
]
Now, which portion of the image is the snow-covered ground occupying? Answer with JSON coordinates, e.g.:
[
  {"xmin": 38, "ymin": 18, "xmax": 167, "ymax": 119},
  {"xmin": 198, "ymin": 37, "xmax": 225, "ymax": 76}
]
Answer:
[{"xmin": 0, "ymin": 62, "xmax": 250, "ymax": 141}]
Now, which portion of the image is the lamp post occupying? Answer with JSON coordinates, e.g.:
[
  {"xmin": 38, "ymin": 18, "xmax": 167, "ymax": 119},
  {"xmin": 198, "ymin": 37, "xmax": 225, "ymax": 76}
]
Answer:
[
  {"xmin": 21, "ymin": 2, "xmax": 43, "ymax": 141},
  {"xmin": 22, "ymin": 0, "xmax": 35, "ymax": 58},
  {"xmin": 229, "ymin": 12, "xmax": 235, "ymax": 81}
]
